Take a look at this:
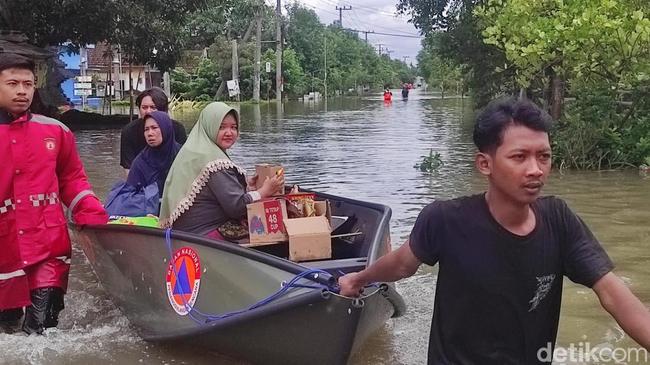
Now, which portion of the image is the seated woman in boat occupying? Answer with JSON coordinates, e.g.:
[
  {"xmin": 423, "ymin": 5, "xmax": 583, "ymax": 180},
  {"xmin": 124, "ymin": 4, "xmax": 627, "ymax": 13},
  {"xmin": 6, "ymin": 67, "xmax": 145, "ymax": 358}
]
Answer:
[
  {"xmin": 104, "ymin": 111, "xmax": 181, "ymax": 217},
  {"xmin": 159, "ymin": 102, "xmax": 284, "ymax": 241},
  {"xmin": 126, "ymin": 111, "xmax": 182, "ymax": 195}
]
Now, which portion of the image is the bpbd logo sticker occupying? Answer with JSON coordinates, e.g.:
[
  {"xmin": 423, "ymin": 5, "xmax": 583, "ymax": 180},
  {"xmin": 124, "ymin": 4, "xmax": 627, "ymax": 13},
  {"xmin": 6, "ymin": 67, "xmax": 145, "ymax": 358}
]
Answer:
[{"xmin": 166, "ymin": 247, "xmax": 201, "ymax": 315}]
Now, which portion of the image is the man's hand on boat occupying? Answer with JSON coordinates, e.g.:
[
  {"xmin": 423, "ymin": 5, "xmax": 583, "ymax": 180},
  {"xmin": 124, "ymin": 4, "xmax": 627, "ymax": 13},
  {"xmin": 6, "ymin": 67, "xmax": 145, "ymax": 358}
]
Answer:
[
  {"xmin": 338, "ymin": 240, "xmax": 422, "ymax": 297},
  {"xmin": 338, "ymin": 272, "xmax": 366, "ymax": 297}
]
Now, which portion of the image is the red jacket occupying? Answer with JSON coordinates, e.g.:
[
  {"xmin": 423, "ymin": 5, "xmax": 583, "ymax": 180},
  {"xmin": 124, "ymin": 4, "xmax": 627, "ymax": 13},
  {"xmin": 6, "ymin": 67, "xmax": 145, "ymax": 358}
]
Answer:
[{"xmin": 0, "ymin": 112, "xmax": 107, "ymax": 310}]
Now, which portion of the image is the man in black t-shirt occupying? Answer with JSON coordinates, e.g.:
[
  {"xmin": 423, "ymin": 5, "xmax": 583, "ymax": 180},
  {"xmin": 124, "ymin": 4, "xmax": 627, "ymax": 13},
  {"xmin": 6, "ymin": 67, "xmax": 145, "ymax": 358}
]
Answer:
[
  {"xmin": 120, "ymin": 87, "xmax": 187, "ymax": 169},
  {"xmin": 339, "ymin": 98, "xmax": 650, "ymax": 364}
]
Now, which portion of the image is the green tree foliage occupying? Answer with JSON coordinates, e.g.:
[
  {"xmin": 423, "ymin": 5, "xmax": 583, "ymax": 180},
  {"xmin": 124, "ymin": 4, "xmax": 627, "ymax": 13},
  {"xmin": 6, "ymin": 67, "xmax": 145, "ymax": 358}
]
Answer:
[
  {"xmin": 476, "ymin": 0, "xmax": 650, "ymax": 168},
  {"xmin": 284, "ymin": 6, "xmax": 414, "ymax": 96},
  {"xmin": 285, "ymin": 4, "xmax": 326, "ymax": 77},
  {"xmin": 171, "ymin": 57, "xmax": 220, "ymax": 101},
  {"xmin": 417, "ymin": 34, "xmax": 465, "ymax": 96},
  {"xmin": 0, "ymin": 0, "xmax": 206, "ymax": 71},
  {"xmin": 260, "ymin": 48, "xmax": 307, "ymax": 98},
  {"xmin": 281, "ymin": 48, "xmax": 307, "ymax": 96},
  {"xmin": 170, "ymin": 67, "xmax": 192, "ymax": 96},
  {"xmin": 397, "ymin": 0, "xmax": 515, "ymax": 106},
  {"xmin": 399, "ymin": 0, "xmax": 650, "ymax": 169},
  {"xmin": 477, "ymin": 0, "xmax": 650, "ymax": 89},
  {"xmin": 0, "ymin": 0, "xmax": 114, "ymax": 48},
  {"xmin": 552, "ymin": 81, "xmax": 650, "ymax": 169},
  {"xmin": 173, "ymin": 3, "xmax": 413, "ymax": 100}
]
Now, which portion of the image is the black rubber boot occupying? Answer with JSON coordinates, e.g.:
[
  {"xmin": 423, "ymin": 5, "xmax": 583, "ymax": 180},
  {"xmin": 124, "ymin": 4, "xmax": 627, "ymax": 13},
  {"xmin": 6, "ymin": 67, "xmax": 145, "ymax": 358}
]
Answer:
[
  {"xmin": 0, "ymin": 308, "xmax": 24, "ymax": 333},
  {"xmin": 44, "ymin": 288, "xmax": 64, "ymax": 328},
  {"xmin": 22, "ymin": 287, "xmax": 65, "ymax": 335}
]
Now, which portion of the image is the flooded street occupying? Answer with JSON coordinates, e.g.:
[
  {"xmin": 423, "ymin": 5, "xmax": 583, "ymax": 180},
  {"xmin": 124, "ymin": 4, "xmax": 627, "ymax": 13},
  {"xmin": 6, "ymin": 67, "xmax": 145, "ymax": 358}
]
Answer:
[{"xmin": 2, "ymin": 90, "xmax": 650, "ymax": 364}]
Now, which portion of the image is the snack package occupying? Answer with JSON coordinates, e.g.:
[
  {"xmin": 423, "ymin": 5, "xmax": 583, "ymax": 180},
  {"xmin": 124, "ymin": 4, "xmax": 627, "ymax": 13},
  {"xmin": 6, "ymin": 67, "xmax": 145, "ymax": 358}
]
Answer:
[
  {"xmin": 285, "ymin": 193, "xmax": 316, "ymax": 219},
  {"xmin": 108, "ymin": 216, "xmax": 159, "ymax": 227}
]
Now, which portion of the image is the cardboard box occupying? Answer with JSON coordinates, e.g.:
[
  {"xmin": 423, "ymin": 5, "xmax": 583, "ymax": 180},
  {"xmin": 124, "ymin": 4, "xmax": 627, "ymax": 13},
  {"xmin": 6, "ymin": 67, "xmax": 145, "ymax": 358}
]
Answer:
[
  {"xmin": 255, "ymin": 163, "xmax": 285, "ymax": 196},
  {"xmin": 313, "ymin": 200, "xmax": 331, "ymax": 221},
  {"xmin": 247, "ymin": 199, "xmax": 289, "ymax": 244},
  {"xmin": 285, "ymin": 215, "xmax": 331, "ymax": 261},
  {"xmin": 246, "ymin": 197, "xmax": 333, "ymax": 261}
]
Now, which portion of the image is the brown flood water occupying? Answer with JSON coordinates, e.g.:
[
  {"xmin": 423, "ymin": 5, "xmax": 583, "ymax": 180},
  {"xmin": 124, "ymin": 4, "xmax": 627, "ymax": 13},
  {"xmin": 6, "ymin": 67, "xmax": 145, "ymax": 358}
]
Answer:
[{"xmin": 2, "ymin": 90, "xmax": 649, "ymax": 364}]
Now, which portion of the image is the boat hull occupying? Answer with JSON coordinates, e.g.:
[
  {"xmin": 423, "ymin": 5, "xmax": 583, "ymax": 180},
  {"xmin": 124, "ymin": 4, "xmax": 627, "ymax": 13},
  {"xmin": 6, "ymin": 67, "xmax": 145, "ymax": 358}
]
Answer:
[{"xmin": 71, "ymin": 223, "xmax": 405, "ymax": 364}]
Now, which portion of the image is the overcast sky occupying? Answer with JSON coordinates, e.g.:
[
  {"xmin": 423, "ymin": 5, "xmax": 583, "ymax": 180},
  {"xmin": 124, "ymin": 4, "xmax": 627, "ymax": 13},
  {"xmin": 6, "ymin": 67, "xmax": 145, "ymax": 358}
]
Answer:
[{"xmin": 266, "ymin": 0, "xmax": 423, "ymax": 65}]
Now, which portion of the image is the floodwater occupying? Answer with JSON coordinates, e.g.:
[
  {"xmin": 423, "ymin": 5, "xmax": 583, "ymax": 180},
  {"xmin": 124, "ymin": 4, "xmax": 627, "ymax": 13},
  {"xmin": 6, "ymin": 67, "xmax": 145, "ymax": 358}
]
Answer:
[{"xmin": 2, "ymin": 89, "xmax": 649, "ymax": 364}]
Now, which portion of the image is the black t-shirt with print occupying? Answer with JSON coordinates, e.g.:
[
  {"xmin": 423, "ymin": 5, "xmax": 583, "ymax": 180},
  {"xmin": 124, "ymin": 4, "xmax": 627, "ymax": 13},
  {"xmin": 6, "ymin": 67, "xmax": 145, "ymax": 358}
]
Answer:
[{"xmin": 409, "ymin": 194, "xmax": 614, "ymax": 365}]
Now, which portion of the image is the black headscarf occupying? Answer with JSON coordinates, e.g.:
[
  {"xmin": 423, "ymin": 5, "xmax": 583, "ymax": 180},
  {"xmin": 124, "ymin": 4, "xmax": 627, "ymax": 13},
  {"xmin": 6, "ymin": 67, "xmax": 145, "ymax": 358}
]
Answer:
[{"xmin": 126, "ymin": 111, "xmax": 181, "ymax": 193}]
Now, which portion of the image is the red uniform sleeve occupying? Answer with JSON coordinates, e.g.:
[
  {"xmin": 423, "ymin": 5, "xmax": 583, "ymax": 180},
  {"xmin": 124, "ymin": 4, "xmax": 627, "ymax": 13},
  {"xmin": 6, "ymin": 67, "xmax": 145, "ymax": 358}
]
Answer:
[{"xmin": 56, "ymin": 128, "xmax": 108, "ymax": 225}]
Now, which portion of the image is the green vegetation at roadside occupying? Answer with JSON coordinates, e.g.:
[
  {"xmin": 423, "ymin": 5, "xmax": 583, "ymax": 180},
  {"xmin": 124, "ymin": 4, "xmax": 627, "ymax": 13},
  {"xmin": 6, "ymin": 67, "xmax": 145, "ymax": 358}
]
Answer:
[
  {"xmin": 405, "ymin": 0, "xmax": 650, "ymax": 169},
  {"xmin": 170, "ymin": 3, "xmax": 416, "ymax": 102}
]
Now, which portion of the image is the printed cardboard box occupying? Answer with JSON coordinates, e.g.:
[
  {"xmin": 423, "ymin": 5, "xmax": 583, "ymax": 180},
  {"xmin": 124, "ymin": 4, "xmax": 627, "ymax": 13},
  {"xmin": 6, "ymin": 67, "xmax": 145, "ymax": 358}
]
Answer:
[
  {"xmin": 247, "ymin": 199, "xmax": 289, "ymax": 244},
  {"xmin": 246, "ymin": 197, "xmax": 333, "ymax": 261},
  {"xmin": 255, "ymin": 163, "xmax": 285, "ymax": 196}
]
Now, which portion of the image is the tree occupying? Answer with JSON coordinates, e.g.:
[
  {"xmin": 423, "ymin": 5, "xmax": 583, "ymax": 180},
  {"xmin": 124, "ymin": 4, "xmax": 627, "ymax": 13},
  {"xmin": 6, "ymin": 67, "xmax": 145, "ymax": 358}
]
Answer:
[
  {"xmin": 285, "ymin": 4, "xmax": 326, "ymax": 76},
  {"xmin": 0, "ymin": 0, "xmax": 207, "ymax": 71},
  {"xmin": 397, "ymin": 0, "xmax": 516, "ymax": 106},
  {"xmin": 417, "ymin": 34, "xmax": 464, "ymax": 96},
  {"xmin": 0, "ymin": 0, "xmax": 114, "ymax": 49},
  {"xmin": 476, "ymin": 0, "xmax": 650, "ymax": 118}
]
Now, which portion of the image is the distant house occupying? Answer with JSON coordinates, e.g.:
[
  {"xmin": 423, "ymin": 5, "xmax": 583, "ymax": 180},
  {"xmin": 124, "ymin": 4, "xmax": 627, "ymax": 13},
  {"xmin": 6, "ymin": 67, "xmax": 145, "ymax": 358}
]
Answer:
[
  {"xmin": 59, "ymin": 50, "xmax": 82, "ymax": 103},
  {"xmin": 60, "ymin": 42, "xmax": 162, "ymax": 102}
]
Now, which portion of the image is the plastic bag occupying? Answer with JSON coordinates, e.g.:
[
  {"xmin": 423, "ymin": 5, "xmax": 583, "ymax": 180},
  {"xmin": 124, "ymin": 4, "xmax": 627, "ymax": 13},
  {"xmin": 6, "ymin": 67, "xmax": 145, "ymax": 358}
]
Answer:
[{"xmin": 104, "ymin": 181, "xmax": 159, "ymax": 217}]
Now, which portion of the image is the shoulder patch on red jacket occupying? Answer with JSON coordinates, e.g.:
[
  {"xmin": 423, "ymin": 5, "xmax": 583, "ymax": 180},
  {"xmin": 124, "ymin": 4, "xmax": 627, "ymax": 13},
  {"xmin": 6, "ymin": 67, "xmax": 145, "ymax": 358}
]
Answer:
[{"xmin": 30, "ymin": 114, "xmax": 70, "ymax": 132}]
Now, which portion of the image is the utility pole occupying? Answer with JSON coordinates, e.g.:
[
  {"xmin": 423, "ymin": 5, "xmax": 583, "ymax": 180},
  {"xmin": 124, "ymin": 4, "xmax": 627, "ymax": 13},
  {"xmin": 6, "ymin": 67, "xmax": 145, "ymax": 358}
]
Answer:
[
  {"xmin": 362, "ymin": 30, "xmax": 374, "ymax": 43},
  {"xmin": 162, "ymin": 72, "xmax": 171, "ymax": 96},
  {"xmin": 335, "ymin": 5, "xmax": 351, "ymax": 28},
  {"xmin": 106, "ymin": 47, "xmax": 112, "ymax": 115},
  {"xmin": 376, "ymin": 43, "xmax": 383, "ymax": 55},
  {"xmin": 275, "ymin": 0, "xmax": 282, "ymax": 102},
  {"xmin": 231, "ymin": 39, "xmax": 240, "ymax": 102},
  {"xmin": 324, "ymin": 36, "xmax": 327, "ymax": 102},
  {"xmin": 253, "ymin": 6, "xmax": 261, "ymax": 103},
  {"xmin": 128, "ymin": 63, "xmax": 133, "ymax": 121},
  {"xmin": 79, "ymin": 46, "xmax": 87, "ymax": 110}
]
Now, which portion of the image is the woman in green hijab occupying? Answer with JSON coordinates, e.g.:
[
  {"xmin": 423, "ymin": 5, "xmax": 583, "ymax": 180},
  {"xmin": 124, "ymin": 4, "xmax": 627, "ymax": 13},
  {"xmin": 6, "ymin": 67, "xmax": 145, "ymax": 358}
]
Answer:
[{"xmin": 159, "ymin": 102, "xmax": 284, "ymax": 240}]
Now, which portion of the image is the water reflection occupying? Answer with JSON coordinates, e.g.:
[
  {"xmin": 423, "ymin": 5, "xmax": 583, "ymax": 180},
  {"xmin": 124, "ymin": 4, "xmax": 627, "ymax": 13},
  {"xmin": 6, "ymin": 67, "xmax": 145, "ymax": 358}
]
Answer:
[{"xmin": 3, "ymin": 90, "xmax": 649, "ymax": 364}]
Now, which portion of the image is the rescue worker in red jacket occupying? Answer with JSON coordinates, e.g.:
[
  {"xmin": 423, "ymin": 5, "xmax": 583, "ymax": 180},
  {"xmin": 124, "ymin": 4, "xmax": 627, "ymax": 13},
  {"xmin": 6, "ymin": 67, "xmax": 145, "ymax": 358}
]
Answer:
[{"xmin": 0, "ymin": 53, "xmax": 108, "ymax": 334}]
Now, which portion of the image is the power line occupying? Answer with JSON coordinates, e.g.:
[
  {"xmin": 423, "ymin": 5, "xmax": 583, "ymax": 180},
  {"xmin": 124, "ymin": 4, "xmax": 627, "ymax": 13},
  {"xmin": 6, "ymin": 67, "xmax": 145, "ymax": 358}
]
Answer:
[
  {"xmin": 311, "ymin": 0, "xmax": 414, "ymax": 31},
  {"xmin": 344, "ymin": 28, "xmax": 421, "ymax": 39},
  {"xmin": 303, "ymin": 3, "xmax": 340, "ymax": 17},
  {"xmin": 313, "ymin": 0, "xmax": 397, "ymax": 17},
  {"xmin": 347, "ymin": 3, "xmax": 397, "ymax": 17},
  {"xmin": 301, "ymin": 1, "xmax": 420, "ymax": 38},
  {"xmin": 349, "ymin": 8, "xmax": 420, "ymax": 36}
]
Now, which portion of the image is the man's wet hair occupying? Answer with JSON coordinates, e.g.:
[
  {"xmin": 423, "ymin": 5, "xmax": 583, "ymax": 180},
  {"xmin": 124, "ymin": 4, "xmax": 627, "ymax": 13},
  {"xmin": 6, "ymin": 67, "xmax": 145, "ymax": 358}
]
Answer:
[
  {"xmin": 135, "ymin": 87, "xmax": 169, "ymax": 112},
  {"xmin": 473, "ymin": 97, "xmax": 553, "ymax": 153},
  {"xmin": 0, "ymin": 52, "xmax": 36, "ymax": 74}
]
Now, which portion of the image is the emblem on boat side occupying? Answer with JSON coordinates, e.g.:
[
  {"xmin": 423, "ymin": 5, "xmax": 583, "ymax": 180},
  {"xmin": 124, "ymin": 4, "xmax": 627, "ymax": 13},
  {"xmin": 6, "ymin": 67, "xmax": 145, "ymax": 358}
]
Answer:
[{"xmin": 166, "ymin": 246, "xmax": 202, "ymax": 315}]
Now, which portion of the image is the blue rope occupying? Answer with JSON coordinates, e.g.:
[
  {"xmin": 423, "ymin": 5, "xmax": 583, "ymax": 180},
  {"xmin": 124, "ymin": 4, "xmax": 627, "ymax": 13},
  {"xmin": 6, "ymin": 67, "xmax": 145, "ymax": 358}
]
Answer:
[{"xmin": 164, "ymin": 228, "xmax": 337, "ymax": 325}]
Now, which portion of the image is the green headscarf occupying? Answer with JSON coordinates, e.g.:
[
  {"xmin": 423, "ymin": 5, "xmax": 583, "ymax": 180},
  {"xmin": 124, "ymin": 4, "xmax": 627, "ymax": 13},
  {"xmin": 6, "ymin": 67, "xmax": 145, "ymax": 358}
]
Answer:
[{"xmin": 159, "ymin": 102, "xmax": 246, "ymax": 227}]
